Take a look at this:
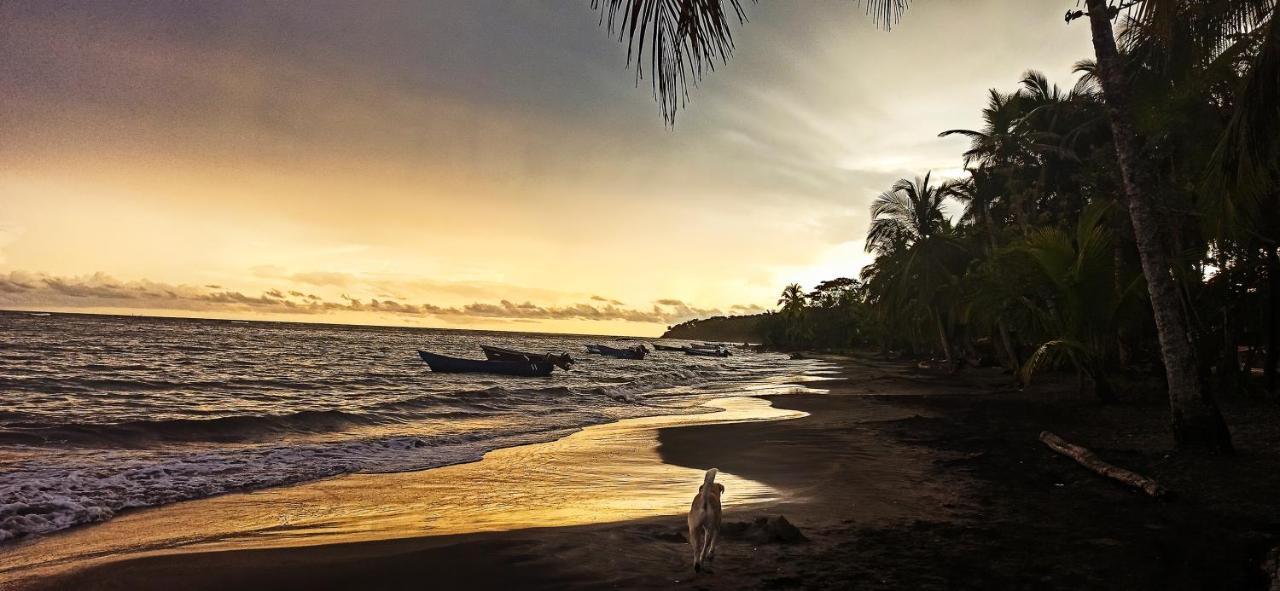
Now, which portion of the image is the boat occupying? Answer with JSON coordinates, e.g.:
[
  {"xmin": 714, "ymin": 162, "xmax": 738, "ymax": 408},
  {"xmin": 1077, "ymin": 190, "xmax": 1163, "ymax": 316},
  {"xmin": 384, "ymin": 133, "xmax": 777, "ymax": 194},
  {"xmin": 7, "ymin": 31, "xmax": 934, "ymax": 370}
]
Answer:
[
  {"xmin": 585, "ymin": 344, "xmax": 647, "ymax": 360},
  {"xmin": 480, "ymin": 345, "xmax": 574, "ymax": 370},
  {"xmin": 685, "ymin": 346, "xmax": 730, "ymax": 357},
  {"xmin": 652, "ymin": 344, "xmax": 686, "ymax": 352},
  {"xmin": 417, "ymin": 350, "xmax": 554, "ymax": 377}
]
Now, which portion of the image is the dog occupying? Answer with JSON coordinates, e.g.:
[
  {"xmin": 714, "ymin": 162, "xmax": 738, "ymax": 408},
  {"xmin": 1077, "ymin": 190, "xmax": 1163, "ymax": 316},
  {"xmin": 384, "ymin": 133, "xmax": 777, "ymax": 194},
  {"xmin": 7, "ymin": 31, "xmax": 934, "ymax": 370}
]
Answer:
[{"xmin": 687, "ymin": 468, "xmax": 724, "ymax": 572}]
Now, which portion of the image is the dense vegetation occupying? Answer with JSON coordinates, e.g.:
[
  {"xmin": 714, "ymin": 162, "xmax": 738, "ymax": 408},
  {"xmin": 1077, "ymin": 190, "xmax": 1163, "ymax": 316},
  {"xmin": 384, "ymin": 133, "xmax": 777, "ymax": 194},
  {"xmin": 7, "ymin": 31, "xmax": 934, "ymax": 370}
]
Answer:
[
  {"xmin": 662, "ymin": 314, "xmax": 764, "ymax": 343},
  {"xmin": 598, "ymin": 0, "xmax": 1279, "ymax": 450}
]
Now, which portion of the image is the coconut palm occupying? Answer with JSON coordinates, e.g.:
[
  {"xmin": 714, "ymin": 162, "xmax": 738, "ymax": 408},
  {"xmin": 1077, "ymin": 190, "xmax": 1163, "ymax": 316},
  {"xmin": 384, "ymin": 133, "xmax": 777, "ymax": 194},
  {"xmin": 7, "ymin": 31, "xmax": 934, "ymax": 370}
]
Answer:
[
  {"xmin": 1072, "ymin": 0, "xmax": 1267, "ymax": 451},
  {"xmin": 865, "ymin": 172, "xmax": 955, "ymax": 255},
  {"xmin": 776, "ymin": 283, "xmax": 811, "ymax": 347},
  {"xmin": 939, "ymin": 90, "xmax": 1029, "ymax": 171},
  {"xmin": 588, "ymin": 0, "xmax": 1246, "ymax": 451},
  {"xmin": 1016, "ymin": 203, "xmax": 1144, "ymax": 402},
  {"xmin": 778, "ymin": 283, "xmax": 806, "ymax": 309},
  {"xmin": 865, "ymin": 173, "xmax": 970, "ymax": 363}
]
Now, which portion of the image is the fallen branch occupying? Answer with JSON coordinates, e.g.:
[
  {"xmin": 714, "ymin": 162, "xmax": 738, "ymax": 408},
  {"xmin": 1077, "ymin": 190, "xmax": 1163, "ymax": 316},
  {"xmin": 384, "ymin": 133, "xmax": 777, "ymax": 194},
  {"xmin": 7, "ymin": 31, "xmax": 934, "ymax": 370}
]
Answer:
[
  {"xmin": 1038, "ymin": 431, "xmax": 1168, "ymax": 498},
  {"xmin": 1263, "ymin": 545, "xmax": 1280, "ymax": 591}
]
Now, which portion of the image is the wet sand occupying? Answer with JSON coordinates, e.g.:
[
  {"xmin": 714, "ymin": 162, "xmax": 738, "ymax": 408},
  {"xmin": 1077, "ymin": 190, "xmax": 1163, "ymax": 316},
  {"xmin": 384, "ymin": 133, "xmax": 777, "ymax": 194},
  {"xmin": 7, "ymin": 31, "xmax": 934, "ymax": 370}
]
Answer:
[
  {"xmin": 0, "ymin": 396, "xmax": 807, "ymax": 587},
  {"xmin": 8, "ymin": 356, "xmax": 1280, "ymax": 590}
]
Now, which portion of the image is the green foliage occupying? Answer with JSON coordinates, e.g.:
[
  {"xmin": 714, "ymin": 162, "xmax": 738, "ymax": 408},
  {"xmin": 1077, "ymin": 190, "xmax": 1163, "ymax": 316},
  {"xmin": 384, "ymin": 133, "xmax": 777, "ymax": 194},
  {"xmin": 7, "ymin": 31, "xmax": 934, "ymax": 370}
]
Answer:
[{"xmin": 675, "ymin": 2, "xmax": 1278, "ymax": 401}]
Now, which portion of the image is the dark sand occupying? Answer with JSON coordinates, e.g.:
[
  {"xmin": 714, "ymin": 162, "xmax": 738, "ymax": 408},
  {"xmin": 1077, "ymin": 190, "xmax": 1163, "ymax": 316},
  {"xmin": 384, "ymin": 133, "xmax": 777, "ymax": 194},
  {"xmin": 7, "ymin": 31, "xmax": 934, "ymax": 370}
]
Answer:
[{"xmin": 14, "ymin": 356, "xmax": 1280, "ymax": 590}]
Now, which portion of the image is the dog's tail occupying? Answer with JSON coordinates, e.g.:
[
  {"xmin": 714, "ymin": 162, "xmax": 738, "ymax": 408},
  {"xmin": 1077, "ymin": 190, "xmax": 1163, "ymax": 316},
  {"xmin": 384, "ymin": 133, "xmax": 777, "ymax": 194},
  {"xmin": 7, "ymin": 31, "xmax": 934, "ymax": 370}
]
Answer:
[{"xmin": 701, "ymin": 468, "xmax": 718, "ymax": 506}]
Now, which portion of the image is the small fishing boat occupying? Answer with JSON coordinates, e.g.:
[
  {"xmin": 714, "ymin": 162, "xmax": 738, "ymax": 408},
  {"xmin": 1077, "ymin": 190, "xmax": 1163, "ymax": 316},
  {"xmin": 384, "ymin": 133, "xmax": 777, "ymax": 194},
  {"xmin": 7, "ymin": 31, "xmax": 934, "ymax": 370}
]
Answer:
[
  {"xmin": 585, "ymin": 344, "xmax": 647, "ymax": 360},
  {"xmin": 651, "ymin": 344, "xmax": 686, "ymax": 352},
  {"xmin": 685, "ymin": 346, "xmax": 730, "ymax": 357},
  {"xmin": 418, "ymin": 350, "xmax": 555, "ymax": 377},
  {"xmin": 480, "ymin": 345, "xmax": 574, "ymax": 370}
]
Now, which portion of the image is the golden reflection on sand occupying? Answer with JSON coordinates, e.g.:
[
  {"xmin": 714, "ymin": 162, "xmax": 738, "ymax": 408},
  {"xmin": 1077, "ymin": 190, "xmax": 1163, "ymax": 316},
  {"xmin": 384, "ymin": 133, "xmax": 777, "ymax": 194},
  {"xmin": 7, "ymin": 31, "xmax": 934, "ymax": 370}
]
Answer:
[{"xmin": 0, "ymin": 396, "xmax": 805, "ymax": 585}]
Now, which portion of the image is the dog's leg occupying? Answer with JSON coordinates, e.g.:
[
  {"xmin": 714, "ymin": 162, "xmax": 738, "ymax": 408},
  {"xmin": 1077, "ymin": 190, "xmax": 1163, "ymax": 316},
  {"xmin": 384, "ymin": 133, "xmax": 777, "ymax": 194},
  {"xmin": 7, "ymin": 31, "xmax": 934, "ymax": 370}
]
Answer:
[
  {"xmin": 690, "ymin": 525, "xmax": 705, "ymax": 572},
  {"xmin": 706, "ymin": 526, "xmax": 718, "ymax": 562}
]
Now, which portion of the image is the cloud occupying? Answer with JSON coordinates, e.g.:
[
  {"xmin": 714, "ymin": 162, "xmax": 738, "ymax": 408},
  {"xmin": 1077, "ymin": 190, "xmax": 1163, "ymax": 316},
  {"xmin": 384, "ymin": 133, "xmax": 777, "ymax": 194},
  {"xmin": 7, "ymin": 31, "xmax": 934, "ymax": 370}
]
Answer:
[
  {"xmin": 591, "ymin": 295, "xmax": 625, "ymax": 305},
  {"xmin": 41, "ymin": 273, "xmax": 137, "ymax": 299},
  {"xmin": 287, "ymin": 271, "xmax": 356, "ymax": 288},
  {"xmin": 0, "ymin": 271, "xmax": 721, "ymax": 325}
]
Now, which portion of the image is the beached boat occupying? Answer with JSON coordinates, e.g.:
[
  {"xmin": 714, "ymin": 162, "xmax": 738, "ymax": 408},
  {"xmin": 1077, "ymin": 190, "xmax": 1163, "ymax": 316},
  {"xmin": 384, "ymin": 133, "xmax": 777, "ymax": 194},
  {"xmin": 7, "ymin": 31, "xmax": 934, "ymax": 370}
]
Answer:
[
  {"xmin": 651, "ymin": 344, "xmax": 686, "ymax": 352},
  {"xmin": 685, "ymin": 346, "xmax": 730, "ymax": 357},
  {"xmin": 480, "ymin": 345, "xmax": 574, "ymax": 370},
  {"xmin": 418, "ymin": 350, "xmax": 555, "ymax": 377},
  {"xmin": 585, "ymin": 344, "xmax": 647, "ymax": 360}
]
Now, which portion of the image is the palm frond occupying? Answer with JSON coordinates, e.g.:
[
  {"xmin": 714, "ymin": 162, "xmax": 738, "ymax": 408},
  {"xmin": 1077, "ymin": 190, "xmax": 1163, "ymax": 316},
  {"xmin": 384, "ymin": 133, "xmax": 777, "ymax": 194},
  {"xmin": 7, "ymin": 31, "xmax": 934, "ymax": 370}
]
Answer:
[
  {"xmin": 1205, "ymin": 10, "xmax": 1279, "ymax": 218},
  {"xmin": 594, "ymin": 0, "xmax": 912, "ymax": 125},
  {"xmin": 593, "ymin": 0, "xmax": 747, "ymax": 126},
  {"xmin": 1019, "ymin": 338, "xmax": 1088, "ymax": 385}
]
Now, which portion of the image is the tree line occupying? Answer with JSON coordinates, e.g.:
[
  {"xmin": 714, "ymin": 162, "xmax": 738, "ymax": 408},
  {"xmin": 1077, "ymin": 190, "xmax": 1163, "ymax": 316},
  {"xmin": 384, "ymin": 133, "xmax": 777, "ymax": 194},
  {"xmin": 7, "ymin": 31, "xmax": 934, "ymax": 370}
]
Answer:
[
  {"xmin": 594, "ymin": 0, "xmax": 1277, "ymax": 451},
  {"xmin": 757, "ymin": 4, "xmax": 1277, "ymax": 454}
]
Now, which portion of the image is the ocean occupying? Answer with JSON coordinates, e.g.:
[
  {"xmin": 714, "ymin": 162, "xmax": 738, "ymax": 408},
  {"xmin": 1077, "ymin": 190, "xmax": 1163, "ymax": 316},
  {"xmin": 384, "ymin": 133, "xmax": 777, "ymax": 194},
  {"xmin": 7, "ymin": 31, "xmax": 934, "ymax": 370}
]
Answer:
[{"xmin": 0, "ymin": 311, "xmax": 826, "ymax": 543}]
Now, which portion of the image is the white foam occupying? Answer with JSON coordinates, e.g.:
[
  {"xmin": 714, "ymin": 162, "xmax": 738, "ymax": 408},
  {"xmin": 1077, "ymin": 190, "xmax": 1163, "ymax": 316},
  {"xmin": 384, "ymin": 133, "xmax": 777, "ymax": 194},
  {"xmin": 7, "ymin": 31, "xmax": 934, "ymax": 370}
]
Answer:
[{"xmin": 0, "ymin": 427, "xmax": 578, "ymax": 542}]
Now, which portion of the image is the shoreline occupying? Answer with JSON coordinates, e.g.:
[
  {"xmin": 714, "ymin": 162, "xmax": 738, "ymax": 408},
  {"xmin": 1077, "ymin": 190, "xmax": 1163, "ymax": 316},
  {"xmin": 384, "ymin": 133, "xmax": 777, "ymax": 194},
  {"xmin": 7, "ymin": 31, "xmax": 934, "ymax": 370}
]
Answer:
[
  {"xmin": 0, "ymin": 392, "xmax": 813, "ymax": 589},
  {"xmin": 9, "ymin": 355, "xmax": 1280, "ymax": 590}
]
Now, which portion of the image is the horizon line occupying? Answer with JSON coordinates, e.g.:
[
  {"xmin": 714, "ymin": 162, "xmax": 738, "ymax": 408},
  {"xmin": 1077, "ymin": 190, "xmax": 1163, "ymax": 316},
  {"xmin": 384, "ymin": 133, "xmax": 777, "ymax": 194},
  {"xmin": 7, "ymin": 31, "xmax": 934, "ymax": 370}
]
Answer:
[{"xmin": 0, "ymin": 307, "xmax": 677, "ymax": 340}]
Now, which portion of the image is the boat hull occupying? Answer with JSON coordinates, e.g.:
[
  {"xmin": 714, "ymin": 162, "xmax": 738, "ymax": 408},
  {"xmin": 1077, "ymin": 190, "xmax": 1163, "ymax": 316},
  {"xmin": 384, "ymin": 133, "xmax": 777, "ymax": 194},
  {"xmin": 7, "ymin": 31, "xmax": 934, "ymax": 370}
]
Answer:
[
  {"xmin": 480, "ymin": 345, "xmax": 574, "ymax": 370},
  {"xmin": 585, "ymin": 344, "xmax": 647, "ymax": 360},
  {"xmin": 418, "ymin": 350, "xmax": 554, "ymax": 377},
  {"xmin": 684, "ymin": 347, "xmax": 729, "ymax": 357}
]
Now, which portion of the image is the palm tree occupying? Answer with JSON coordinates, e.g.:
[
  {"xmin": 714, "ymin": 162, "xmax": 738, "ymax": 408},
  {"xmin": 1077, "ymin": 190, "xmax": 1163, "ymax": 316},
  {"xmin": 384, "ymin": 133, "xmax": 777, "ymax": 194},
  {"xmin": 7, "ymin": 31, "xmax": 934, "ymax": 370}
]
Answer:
[
  {"xmin": 1077, "ymin": 0, "xmax": 1234, "ymax": 451},
  {"xmin": 778, "ymin": 283, "xmax": 806, "ymax": 309},
  {"xmin": 939, "ymin": 89, "xmax": 1028, "ymax": 170},
  {"xmin": 1016, "ymin": 203, "xmax": 1143, "ymax": 402},
  {"xmin": 777, "ymin": 283, "xmax": 811, "ymax": 347},
  {"xmin": 950, "ymin": 172, "xmax": 1022, "ymax": 370},
  {"xmin": 866, "ymin": 173, "xmax": 967, "ymax": 363},
  {"xmin": 589, "ymin": 0, "xmax": 1240, "ymax": 451},
  {"xmin": 865, "ymin": 172, "xmax": 954, "ymax": 254}
]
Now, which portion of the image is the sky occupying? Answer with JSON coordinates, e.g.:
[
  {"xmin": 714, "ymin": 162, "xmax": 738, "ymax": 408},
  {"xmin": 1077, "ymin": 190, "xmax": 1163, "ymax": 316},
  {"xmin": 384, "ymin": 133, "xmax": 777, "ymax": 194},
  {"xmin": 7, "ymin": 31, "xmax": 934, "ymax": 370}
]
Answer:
[{"xmin": 0, "ymin": 1, "xmax": 1095, "ymax": 336}]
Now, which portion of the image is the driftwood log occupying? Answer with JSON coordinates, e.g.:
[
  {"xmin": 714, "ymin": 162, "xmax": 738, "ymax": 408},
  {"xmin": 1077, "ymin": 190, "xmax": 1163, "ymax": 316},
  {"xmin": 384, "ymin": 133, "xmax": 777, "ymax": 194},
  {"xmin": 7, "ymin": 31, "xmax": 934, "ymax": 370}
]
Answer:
[
  {"xmin": 1038, "ymin": 431, "xmax": 1168, "ymax": 498},
  {"xmin": 1264, "ymin": 545, "xmax": 1280, "ymax": 591}
]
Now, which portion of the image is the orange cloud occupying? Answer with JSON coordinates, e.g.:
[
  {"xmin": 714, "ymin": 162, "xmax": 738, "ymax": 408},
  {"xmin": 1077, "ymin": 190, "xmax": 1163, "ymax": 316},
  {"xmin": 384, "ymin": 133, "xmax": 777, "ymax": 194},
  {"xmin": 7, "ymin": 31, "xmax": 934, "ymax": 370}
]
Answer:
[{"xmin": 0, "ymin": 271, "xmax": 722, "ymax": 326}]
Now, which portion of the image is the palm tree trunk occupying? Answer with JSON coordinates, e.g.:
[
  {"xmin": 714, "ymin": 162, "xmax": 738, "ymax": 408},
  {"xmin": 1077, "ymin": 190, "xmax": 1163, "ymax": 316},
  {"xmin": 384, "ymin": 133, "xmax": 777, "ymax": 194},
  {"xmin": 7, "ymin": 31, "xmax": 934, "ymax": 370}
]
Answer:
[
  {"xmin": 1220, "ymin": 305, "xmax": 1241, "ymax": 397},
  {"xmin": 1089, "ymin": 365, "xmax": 1117, "ymax": 404},
  {"xmin": 983, "ymin": 208, "xmax": 1022, "ymax": 371},
  {"xmin": 1266, "ymin": 245, "xmax": 1280, "ymax": 396},
  {"xmin": 933, "ymin": 309, "xmax": 952, "ymax": 364},
  {"xmin": 1114, "ymin": 218, "xmax": 1131, "ymax": 368},
  {"xmin": 1084, "ymin": 0, "xmax": 1232, "ymax": 451}
]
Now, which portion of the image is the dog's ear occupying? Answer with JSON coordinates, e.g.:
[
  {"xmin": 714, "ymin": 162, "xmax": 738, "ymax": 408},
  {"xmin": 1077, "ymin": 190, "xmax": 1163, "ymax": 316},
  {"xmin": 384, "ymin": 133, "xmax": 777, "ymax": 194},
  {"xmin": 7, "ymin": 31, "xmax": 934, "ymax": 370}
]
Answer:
[{"xmin": 716, "ymin": 483, "xmax": 725, "ymax": 493}]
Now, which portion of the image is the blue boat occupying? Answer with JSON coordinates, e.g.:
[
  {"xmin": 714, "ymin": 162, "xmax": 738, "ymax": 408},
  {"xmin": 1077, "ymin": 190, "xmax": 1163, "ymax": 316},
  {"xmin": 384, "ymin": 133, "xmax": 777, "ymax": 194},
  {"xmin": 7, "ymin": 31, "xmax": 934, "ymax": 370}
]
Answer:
[{"xmin": 418, "ymin": 350, "xmax": 555, "ymax": 377}]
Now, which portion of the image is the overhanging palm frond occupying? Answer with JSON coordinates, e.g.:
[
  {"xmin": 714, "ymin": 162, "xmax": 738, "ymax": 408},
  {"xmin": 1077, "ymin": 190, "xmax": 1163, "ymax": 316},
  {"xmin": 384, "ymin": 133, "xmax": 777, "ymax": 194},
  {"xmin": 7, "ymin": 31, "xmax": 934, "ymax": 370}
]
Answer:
[
  {"xmin": 593, "ymin": 0, "xmax": 911, "ymax": 125},
  {"xmin": 1131, "ymin": 0, "xmax": 1276, "ymax": 57},
  {"xmin": 593, "ymin": 0, "xmax": 747, "ymax": 126},
  {"xmin": 1205, "ymin": 10, "xmax": 1279, "ymax": 212}
]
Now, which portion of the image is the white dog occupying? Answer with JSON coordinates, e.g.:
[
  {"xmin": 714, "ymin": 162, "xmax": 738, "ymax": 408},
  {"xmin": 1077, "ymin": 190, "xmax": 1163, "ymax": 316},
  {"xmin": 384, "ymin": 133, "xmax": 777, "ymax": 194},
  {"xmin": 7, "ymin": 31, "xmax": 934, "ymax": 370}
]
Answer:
[{"xmin": 687, "ymin": 468, "xmax": 724, "ymax": 572}]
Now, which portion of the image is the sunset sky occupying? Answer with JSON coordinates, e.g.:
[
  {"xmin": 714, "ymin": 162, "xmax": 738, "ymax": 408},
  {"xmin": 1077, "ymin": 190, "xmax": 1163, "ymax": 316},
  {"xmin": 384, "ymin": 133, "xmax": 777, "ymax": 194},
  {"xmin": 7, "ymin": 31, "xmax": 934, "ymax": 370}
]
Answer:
[{"xmin": 0, "ymin": 1, "xmax": 1094, "ymax": 336}]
